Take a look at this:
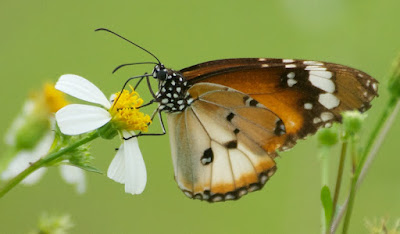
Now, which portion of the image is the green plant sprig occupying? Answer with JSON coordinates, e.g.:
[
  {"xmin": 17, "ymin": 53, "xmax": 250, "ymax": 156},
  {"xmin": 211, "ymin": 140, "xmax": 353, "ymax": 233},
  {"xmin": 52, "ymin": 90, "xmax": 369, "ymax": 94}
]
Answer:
[{"xmin": 0, "ymin": 131, "xmax": 100, "ymax": 198}]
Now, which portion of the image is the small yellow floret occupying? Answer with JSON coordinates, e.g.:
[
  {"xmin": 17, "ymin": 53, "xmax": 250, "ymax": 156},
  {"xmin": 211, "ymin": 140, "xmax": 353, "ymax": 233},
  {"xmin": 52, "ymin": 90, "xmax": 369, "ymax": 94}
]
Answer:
[
  {"xmin": 43, "ymin": 83, "xmax": 69, "ymax": 113},
  {"xmin": 109, "ymin": 87, "xmax": 152, "ymax": 132}
]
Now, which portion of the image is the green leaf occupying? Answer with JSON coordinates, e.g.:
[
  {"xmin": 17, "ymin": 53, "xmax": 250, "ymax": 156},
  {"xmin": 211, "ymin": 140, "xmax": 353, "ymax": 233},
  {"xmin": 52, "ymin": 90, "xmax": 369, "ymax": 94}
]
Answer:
[
  {"xmin": 76, "ymin": 165, "xmax": 103, "ymax": 174},
  {"xmin": 63, "ymin": 163, "xmax": 103, "ymax": 174},
  {"xmin": 321, "ymin": 185, "xmax": 333, "ymax": 226}
]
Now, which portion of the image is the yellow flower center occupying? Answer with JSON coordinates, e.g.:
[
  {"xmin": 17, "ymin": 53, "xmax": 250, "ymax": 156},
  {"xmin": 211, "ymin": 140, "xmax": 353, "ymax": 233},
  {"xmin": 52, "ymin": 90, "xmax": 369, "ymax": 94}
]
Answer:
[
  {"xmin": 43, "ymin": 83, "xmax": 69, "ymax": 113},
  {"xmin": 109, "ymin": 87, "xmax": 152, "ymax": 132}
]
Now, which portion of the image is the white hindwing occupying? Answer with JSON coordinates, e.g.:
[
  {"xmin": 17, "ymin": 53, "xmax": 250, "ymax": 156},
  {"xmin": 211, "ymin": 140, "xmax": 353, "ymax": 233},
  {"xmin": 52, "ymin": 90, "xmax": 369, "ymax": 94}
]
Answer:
[{"xmin": 167, "ymin": 83, "xmax": 281, "ymax": 202}]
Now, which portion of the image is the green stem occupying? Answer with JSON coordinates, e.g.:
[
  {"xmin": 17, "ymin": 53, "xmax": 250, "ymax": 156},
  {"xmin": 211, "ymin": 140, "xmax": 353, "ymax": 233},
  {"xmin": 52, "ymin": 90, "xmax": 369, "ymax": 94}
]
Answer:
[
  {"xmin": 330, "ymin": 99, "xmax": 400, "ymax": 233},
  {"xmin": 355, "ymin": 97, "xmax": 397, "ymax": 177},
  {"xmin": 0, "ymin": 132, "xmax": 99, "ymax": 198},
  {"xmin": 342, "ymin": 137, "xmax": 358, "ymax": 234},
  {"xmin": 320, "ymin": 147, "xmax": 330, "ymax": 234},
  {"xmin": 330, "ymin": 141, "xmax": 348, "ymax": 228}
]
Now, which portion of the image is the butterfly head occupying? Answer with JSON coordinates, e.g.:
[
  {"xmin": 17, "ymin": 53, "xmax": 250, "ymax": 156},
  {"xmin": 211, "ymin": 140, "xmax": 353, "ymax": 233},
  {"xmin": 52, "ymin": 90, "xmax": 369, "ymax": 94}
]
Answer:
[{"xmin": 152, "ymin": 64, "xmax": 169, "ymax": 80}]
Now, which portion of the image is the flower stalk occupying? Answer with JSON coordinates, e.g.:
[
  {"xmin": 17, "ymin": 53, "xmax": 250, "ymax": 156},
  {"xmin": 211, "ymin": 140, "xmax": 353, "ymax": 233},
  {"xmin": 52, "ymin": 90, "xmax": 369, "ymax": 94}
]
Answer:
[{"xmin": 0, "ymin": 131, "xmax": 99, "ymax": 198}]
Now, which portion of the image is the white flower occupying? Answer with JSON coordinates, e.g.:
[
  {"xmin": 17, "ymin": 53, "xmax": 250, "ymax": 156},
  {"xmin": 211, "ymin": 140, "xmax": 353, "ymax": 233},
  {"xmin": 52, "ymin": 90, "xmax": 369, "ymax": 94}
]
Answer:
[
  {"xmin": 55, "ymin": 74, "xmax": 149, "ymax": 195},
  {"xmin": 1, "ymin": 88, "xmax": 86, "ymax": 194}
]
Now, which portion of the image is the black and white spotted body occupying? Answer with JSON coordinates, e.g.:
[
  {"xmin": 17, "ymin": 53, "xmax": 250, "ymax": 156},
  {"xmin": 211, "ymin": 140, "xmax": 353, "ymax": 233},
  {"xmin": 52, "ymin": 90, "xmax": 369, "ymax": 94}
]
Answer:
[{"xmin": 153, "ymin": 64, "xmax": 194, "ymax": 113}]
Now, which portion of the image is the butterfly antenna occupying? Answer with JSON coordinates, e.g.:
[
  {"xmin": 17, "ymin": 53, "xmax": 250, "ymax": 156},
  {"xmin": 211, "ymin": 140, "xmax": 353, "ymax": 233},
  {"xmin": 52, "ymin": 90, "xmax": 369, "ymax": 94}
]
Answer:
[
  {"xmin": 95, "ymin": 28, "xmax": 162, "ymax": 65},
  {"xmin": 113, "ymin": 62, "xmax": 158, "ymax": 74}
]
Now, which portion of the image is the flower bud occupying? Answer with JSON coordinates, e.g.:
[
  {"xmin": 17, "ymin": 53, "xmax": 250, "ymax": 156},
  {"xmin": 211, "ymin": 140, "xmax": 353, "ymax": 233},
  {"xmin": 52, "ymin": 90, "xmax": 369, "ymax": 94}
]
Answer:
[{"xmin": 342, "ymin": 111, "xmax": 367, "ymax": 139}]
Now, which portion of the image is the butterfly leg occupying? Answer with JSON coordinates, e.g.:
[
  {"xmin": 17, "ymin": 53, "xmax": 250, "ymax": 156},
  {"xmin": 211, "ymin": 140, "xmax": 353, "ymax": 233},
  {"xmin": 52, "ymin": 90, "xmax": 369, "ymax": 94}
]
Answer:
[
  {"xmin": 145, "ymin": 74, "xmax": 157, "ymax": 98},
  {"xmin": 112, "ymin": 73, "xmax": 151, "ymax": 109},
  {"xmin": 136, "ymin": 73, "xmax": 158, "ymax": 108},
  {"xmin": 121, "ymin": 74, "xmax": 167, "ymax": 140}
]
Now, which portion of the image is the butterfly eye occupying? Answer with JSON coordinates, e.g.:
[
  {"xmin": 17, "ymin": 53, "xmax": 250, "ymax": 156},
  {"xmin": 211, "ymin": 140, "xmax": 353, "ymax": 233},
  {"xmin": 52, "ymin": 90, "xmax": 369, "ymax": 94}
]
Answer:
[{"xmin": 153, "ymin": 65, "xmax": 168, "ymax": 80}]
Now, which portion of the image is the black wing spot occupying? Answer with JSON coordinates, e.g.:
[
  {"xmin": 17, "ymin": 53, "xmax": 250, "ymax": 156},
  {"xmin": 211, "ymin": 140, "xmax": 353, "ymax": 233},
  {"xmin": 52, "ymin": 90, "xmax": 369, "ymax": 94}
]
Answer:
[
  {"xmin": 226, "ymin": 112, "xmax": 235, "ymax": 122},
  {"xmin": 274, "ymin": 119, "xmax": 286, "ymax": 136},
  {"xmin": 225, "ymin": 140, "xmax": 238, "ymax": 149},
  {"xmin": 233, "ymin": 128, "xmax": 240, "ymax": 134},
  {"xmin": 249, "ymin": 99, "xmax": 258, "ymax": 106},
  {"xmin": 201, "ymin": 148, "xmax": 214, "ymax": 165}
]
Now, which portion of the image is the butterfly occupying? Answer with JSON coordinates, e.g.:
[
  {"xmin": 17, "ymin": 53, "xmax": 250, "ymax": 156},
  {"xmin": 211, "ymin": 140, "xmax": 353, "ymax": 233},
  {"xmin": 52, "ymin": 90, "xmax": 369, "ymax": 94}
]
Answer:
[{"xmin": 97, "ymin": 29, "xmax": 379, "ymax": 202}]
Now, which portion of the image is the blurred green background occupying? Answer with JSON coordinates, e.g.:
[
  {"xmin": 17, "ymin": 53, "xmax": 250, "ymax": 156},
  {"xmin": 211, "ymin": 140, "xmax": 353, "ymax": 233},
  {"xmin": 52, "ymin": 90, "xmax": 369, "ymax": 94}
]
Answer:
[{"xmin": 1, "ymin": 0, "xmax": 400, "ymax": 233}]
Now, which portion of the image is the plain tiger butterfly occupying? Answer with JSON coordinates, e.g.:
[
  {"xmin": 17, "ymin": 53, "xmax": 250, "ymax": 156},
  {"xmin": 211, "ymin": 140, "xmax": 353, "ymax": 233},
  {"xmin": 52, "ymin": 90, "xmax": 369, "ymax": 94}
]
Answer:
[{"xmin": 96, "ymin": 28, "xmax": 378, "ymax": 202}]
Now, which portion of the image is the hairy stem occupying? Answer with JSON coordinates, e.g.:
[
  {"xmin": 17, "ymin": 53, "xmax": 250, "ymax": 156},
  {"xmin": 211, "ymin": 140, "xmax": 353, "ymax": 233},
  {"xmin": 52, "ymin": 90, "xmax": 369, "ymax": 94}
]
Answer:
[
  {"xmin": 342, "ymin": 137, "xmax": 358, "ymax": 234},
  {"xmin": 330, "ymin": 99, "xmax": 400, "ymax": 233},
  {"xmin": 330, "ymin": 141, "xmax": 348, "ymax": 230},
  {"xmin": 320, "ymin": 147, "xmax": 330, "ymax": 234}
]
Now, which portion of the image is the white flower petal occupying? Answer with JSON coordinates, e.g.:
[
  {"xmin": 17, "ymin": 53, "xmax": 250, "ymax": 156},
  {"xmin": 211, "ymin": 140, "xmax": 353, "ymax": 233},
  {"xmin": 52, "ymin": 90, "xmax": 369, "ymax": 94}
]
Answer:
[
  {"xmin": 21, "ymin": 168, "xmax": 47, "ymax": 185},
  {"xmin": 4, "ymin": 100, "xmax": 35, "ymax": 145},
  {"xmin": 56, "ymin": 104, "xmax": 111, "ymax": 135},
  {"xmin": 123, "ymin": 135, "xmax": 147, "ymax": 195},
  {"xmin": 59, "ymin": 164, "xmax": 86, "ymax": 194},
  {"xmin": 1, "ymin": 132, "xmax": 54, "ymax": 184},
  {"xmin": 107, "ymin": 143, "xmax": 126, "ymax": 184},
  {"xmin": 1, "ymin": 151, "xmax": 43, "ymax": 183},
  {"xmin": 56, "ymin": 74, "xmax": 111, "ymax": 109}
]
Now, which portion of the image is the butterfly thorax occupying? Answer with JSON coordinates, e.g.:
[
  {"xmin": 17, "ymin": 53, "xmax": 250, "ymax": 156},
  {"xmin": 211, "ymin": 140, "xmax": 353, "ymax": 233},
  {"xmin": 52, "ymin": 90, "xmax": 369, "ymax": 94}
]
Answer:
[{"xmin": 153, "ymin": 65, "xmax": 194, "ymax": 113}]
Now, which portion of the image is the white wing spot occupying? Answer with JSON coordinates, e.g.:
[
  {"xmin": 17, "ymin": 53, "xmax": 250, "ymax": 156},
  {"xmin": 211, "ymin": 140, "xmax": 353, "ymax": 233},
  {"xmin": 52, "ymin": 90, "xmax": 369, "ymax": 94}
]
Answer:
[
  {"xmin": 287, "ymin": 72, "xmax": 295, "ymax": 79},
  {"xmin": 313, "ymin": 117, "xmax": 322, "ymax": 124},
  {"xmin": 318, "ymin": 93, "xmax": 340, "ymax": 109},
  {"xmin": 287, "ymin": 79, "xmax": 298, "ymax": 87},
  {"xmin": 258, "ymin": 58, "xmax": 267, "ymax": 61},
  {"xmin": 372, "ymin": 83, "xmax": 378, "ymax": 92},
  {"xmin": 285, "ymin": 64, "xmax": 296, "ymax": 68},
  {"xmin": 309, "ymin": 74, "xmax": 335, "ymax": 93},
  {"xmin": 309, "ymin": 70, "xmax": 333, "ymax": 79},
  {"xmin": 305, "ymin": 66, "xmax": 327, "ymax": 71},
  {"xmin": 184, "ymin": 191, "xmax": 192, "ymax": 198},
  {"xmin": 225, "ymin": 194, "xmax": 236, "ymax": 200},
  {"xmin": 304, "ymin": 103, "xmax": 313, "ymax": 110},
  {"xmin": 283, "ymin": 59, "xmax": 294, "ymax": 63},
  {"xmin": 161, "ymin": 98, "xmax": 169, "ymax": 104},
  {"xmin": 261, "ymin": 64, "xmax": 269, "ymax": 68},
  {"xmin": 321, "ymin": 112, "xmax": 334, "ymax": 122},
  {"xmin": 325, "ymin": 122, "xmax": 332, "ymax": 128},
  {"xmin": 260, "ymin": 174, "xmax": 268, "ymax": 184},
  {"xmin": 281, "ymin": 146, "xmax": 290, "ymax": 151},
  {"xmin": 304, "ymin": 61, "xmax": 323, "ymax": 66}
]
